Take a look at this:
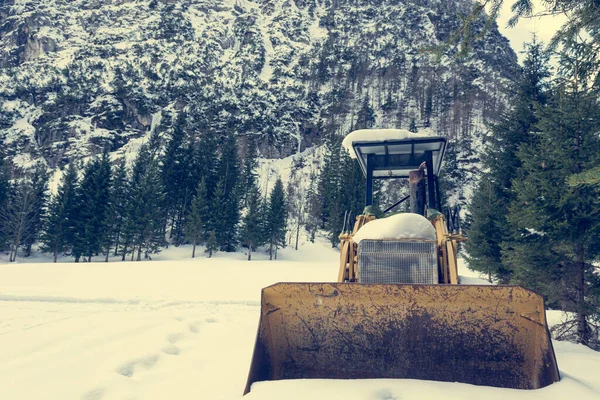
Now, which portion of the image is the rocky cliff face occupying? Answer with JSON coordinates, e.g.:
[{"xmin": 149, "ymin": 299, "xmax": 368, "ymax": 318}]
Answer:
[{"xmin": 0, "ymin": 0, "xmax": 517, "ymax": 190}]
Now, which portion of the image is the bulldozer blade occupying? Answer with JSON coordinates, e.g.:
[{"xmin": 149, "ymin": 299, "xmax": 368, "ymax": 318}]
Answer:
[{"xmin": 244, "ymin": 283, "xmax": 559, "ymax": 394}]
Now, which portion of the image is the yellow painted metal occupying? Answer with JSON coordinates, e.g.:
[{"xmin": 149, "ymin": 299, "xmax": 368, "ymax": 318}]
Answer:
[
  {"xmin": 431, "ymin": 214, "xmax": 462, "ymax": 284},
  {"xmin": 447, "ymin": 240, "xmax": 459, "ymax": 284},
  {"xmin": 337, "ymin": 240, "xmax": 351, "ymax": 282},
  {"xmin": 244, "ymin": 283, "xmax": 560, "ymax": 394},
  {"xmin": 245, "ymin": 213, "xmax": 560, "ymax": 395},
  {"xmin": 338, "ymin": 214, "xmax": 376, "ymax": 282}
]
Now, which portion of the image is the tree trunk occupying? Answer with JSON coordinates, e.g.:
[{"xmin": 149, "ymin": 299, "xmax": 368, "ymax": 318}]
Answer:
[
  {"xmin": 576, "ymin": 243, "xmax": 589, "ymax": 345},
  {"xmin": 53, "ymin": 248, "xmax": 58, "ymax": 263},
  {"xmin": 169, "ymin": 216, "xmax": 176, "ymax": 239},
  {"xmin": 175, "ymin": 207, "xmax": 184, "ymax": 246},
  {"xmin": 192, "ymin": 240, "xmax": 196, "ymax": 258},
  {"xmin": 137, "ymin": 246, "xmax": 142, "ymax": 261},
  {"xmin": 269, "ymin": 241, "xmax": 273, "ymax": 260},
  {"xmin": 248, "ymin": 244, "xmax": 252, "ymax": 261},
  {"xmin": 9, "ymin": 244, "xmax": 16, "ymax": 262},
  {"xmin": 114, "ymin": 231, "xmax": 121, "ymax": 256},
  {"xmin": 295, "ymin": 220, "xmax": 300, "ymax": 251}
]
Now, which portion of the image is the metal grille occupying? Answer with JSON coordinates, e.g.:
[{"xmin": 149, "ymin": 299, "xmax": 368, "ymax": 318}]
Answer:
[{"xmin": 357, "ymin": 240, "xmax": 438, "ymax": 284}]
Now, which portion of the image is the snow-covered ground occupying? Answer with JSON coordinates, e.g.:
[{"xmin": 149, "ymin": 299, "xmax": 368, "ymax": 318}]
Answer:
[{"xmin": 0, "ymin": 240, "xmax": 599, "ymax": 400}]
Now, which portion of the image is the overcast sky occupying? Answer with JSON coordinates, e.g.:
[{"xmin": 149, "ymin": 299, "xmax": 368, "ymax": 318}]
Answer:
[{"xmin": 494, "ymin": 0, "xmax": 567, "ymax": 62}]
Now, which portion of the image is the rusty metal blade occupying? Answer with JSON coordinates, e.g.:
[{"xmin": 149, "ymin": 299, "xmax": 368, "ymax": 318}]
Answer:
[{"xmin": 244, "ymin": 283, "xmax": 559, "ymax": 394}]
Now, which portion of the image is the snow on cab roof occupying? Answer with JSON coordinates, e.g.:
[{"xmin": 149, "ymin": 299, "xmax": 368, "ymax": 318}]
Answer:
[
  {"xmin": 352, "ymin": 213, "xmax": 436, "ymax": 243},
  {"xmin": 342, "ymin": 128, "xmax": 438, "ymax": 159}
]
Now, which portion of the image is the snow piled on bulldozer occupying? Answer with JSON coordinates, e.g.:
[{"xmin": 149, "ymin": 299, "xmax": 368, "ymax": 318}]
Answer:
[
  {"xmin": 352, "ymin": 213, "xmax": 437, "ymax": 243},
  {"xmin": 342, "ymin": 128, "xmax": 439, "ymax": 158},
  {"xmin": 0, "ymin": 242, "xmax": 599, "ymax": 400}
]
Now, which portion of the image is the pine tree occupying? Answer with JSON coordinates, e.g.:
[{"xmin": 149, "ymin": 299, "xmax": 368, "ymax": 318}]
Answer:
[
  {"xmin": 22, "ymin": 164, "xmax": 48, "ymax": 257},
  {"xmin": 318, "ymin": 135, "xmax": 366, "ymax": 246},
  {"xmin": 408, "ymin": 118, "xmax": 418, "ymax": 133},
  {"xmin": 318, "ymin": 135, "xmax": 343, "ymax": 245},
  {"xmin": 240, "ymin": 138, "xmax": 259, "ymax": 207},
  {"xmin": 0, "ymin": 178, "xmax": 43, "ymax": 262},
  {"xmin": 304, "ymin": 172, "xmax": 321, "ymax": 243},
  {"xmin": 161, "ymin": 113, "xmax": 200, "ymax": 246},
  {"xmin": 215, "ymin": 132, "xmax": 240, "ymax": 252},
  {"xmin": 186, "ymin": 179, "xmax": 208, "ymax": 258},
  {"xmin": 240, "ymin": 183, "xmax": 263, "ymax": 260},
  {"xmin": 463, "ymin": 177, "xmax": 511, "ymax": 282},
  {"xmin": 355, "ymin": 95, "xmax": 375, "ymax": 129},
  {"xmin": 140, "ymin": 154, "xmax": 165, "ymax": 261},
  {"xmin": 340, "ymin": 153, "xmax": 366, "ymax": 221},
  {"xmin": 194, "ymin": 127, "xmax": 219, "ymax": 198},
  {"xmin": 266, "ymin": 177, "xmax": 286, "ymax": 260},
  {"xmin": 0, "ymin": 142, "xmax": 10, "ymax": 251},
  {"xmin": 77, "ymin": 153, "xmax": 112, "ymax": 262},
  {"xmin": 103, "ymin": 157, "xmax": 129, "ymax": 259},
  {"xmin": 286, "ymin": 167, "xmax": 308, "ymax": 251},
  {"xmin": 124, "ymin": 142, "xmax": 165, "ymax": 261},
  {"xmin": 174, "ymin": 138, "xmax": 198, "ymax": 247},
  {"xmin": 41, "ymin": 164, "xmax": 79, "ymax": 262},
  {"xmin": 162, "ymin": 113, "xmax": 187, "ymax": 240},
  {"xmin": 205, "ymin": 230, "xmax": 218, "ymax": 258},
  {"xmin": 465, "ymin": 37, "xmax": 550, "ymax": 282},
  {"xmin": 208, "ymin": 178, "xmax": 225, "ymax": 245},
  {"xmin": 484, "ymin": 37, "xmax": 550, "ymax": 192},
  {"xmin": 505, "ymin": 50, "xmax": 600, "ymax": 346}
]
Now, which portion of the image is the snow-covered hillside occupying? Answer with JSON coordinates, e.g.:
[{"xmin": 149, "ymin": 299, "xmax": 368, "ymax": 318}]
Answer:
[
  {"xmin": 1, "ymin": 0, "xmax": 517, "ymax": 199},
  {"xmin": 0, "ymin": 241, "xmax": 598, "ymax": 400}
]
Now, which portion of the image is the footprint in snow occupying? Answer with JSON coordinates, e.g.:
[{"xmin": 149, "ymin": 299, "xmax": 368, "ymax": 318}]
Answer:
[
  {"xmin": 116, "ymin": 354, "xmax": 160, "ymax": 378},
  {"xmin": 116, "ymin": 362, "xmax": 135, "ymax": 378},
  {"xmin": 82, "ymin": 388, "xmax": 105, "ymax": 400},
  {"xmin": 166, "ymin": 332, "xmax": 184, "ymax": 344},
  {"xmin": 162, "ymin": 344, "xmax": 180, "ymax": 355},
  {"xmin": 188, "ymin": 322, "xmax": 201, "ymax": 333},
  {"xmin": 374, "ymin": 389, "xmax": 398, "ymax": 400}
]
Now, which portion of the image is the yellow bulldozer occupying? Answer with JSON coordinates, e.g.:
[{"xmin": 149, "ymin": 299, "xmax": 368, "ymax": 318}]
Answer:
[{"xmin": 244, "ymin": 129, "xmax": 560, "ymax": 395}]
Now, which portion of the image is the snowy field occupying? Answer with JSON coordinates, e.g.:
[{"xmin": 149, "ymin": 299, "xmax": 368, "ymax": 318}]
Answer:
[{"xmin": 1, "ymin": 241, "xmax": 599, "ymax": 400}]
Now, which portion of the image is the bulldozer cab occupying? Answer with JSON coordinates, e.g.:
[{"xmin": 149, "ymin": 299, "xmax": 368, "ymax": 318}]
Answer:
[
  {"xmin": 244, "ymin": 129, "xmax": 560, "ymax": 395},
  {"xmin": 338, "ymin": 131, "xmax": 460, "ymax": 284},
  {"xmin": 347, "ymin": 129, "xmax": 447, "ymax": 211}
]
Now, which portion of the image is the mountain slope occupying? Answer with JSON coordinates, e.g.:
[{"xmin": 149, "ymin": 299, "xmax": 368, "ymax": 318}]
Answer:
[{"xmin": 0, "ymin": 0, "xmax": 518, "ymax": 199}]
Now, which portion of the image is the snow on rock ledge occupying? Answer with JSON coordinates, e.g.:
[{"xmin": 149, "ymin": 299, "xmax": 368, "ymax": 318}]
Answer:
[
  {"xmin": 342, "ymin": 128, "xmax": 436, "ymax": 159},
  {"xmin": 352, "ymin": 213, "xmax": 436, "ymax": 243}
]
